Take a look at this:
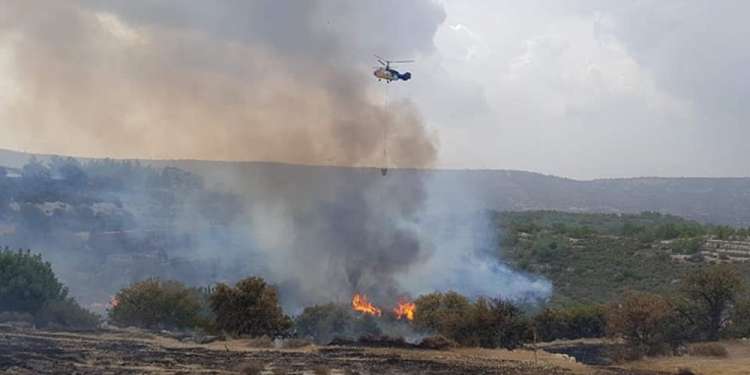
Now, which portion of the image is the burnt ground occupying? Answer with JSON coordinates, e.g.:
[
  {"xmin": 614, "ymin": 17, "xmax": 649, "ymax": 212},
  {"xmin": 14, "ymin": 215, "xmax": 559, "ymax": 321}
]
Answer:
[
  {"xmin": 0, "ymin": 326, "xmax": 669, "ymax": 374},
  {"xmin": 541, "ymin": 341, "xmax": 615, "ymax": 366}
]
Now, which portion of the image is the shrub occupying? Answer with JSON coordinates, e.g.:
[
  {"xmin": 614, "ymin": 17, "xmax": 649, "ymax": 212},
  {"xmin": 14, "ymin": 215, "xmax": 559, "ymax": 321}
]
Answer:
[
  {"xmin": 210, "ymin": 277, "xmax": 292, "ymax": 337},
  {"xmin": 0, "ymin": 248, "xmax": 98, "ymax": 329},
  {"xmin": 414, "ymin": 292, "xmax": 474, "ymax": 344},
  {"xmin": 35, "ymin": 298, "xmax": 100, "ymax": 330},
  {"xmin": 687, "ymin": 343, "xmax": 728, "ymax": 357},
  {"xmin": 680, "ymin": 264, "xmax": 744, "ymax": 341},
  {"xmin": 471, "ymin": 297, "xmax": 529, "ymax": 349},
  {"xmin": 109, "ymin": 278, "xmax": 203, "ymax": 330},
  {"xmin": 0, "ymin": 249, "xmax": 67, "ymax": 314},
  {"xmin": 414, "ymin": 292, "xmax": 529, "ymax": 348},
  {"xmin": 294, "ymin": 303, "xmax": 381, "ymax": 344},
  {"xmin": 534, "ymin": 304, "xmax": 607, "ymax": 341},
  {"xmin": 727, "ymin": 298, "xmax": 750, "ymax": 338},
  {"xmin": 606, "ymin": 291, "xmax": 683, "ymax": 359}
]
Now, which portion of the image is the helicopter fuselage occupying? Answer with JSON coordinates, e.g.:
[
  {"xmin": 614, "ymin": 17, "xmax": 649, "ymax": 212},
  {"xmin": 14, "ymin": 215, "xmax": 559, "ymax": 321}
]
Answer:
[{"xmin": 373, "ymin": 67, "xmax": 410, "ymax": 82}]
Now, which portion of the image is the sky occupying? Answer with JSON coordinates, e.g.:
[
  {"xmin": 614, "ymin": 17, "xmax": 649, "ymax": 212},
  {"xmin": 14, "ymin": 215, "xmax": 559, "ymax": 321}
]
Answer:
[{"xmin": 1, "ymin": 1, "xmax": 748, "ymax": 179}]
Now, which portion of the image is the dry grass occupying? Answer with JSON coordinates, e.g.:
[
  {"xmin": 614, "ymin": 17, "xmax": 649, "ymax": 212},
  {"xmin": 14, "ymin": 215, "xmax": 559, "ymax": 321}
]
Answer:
[
  {"xmin": 687, "ymin": 343, "xmax": 728, "ymax": 357},
  {"xmin": 627, "ymin": 340, "xmax": 750, "ymax": 375},
  {"xmin": 244, "ymin": 335, "xmax": 274, "ymax": 348},
  {"xmin": 279, "ymin": 338, "xmax": 312, "ymax": 349}
]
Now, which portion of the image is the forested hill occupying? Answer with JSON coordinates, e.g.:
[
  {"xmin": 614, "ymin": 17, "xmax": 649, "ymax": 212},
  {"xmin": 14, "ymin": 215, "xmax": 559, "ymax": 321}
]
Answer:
[
  {"xmin": 2, "ymin": 148, "xmax": 750, "ymax": 226},
  {"xmin": 493, "ymin": 211, "xmax": 750, "ymax": 306}
]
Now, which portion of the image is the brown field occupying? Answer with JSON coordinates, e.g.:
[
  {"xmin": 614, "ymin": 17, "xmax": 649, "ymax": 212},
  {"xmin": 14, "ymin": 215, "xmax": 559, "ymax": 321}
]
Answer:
[
  {"xmin": 626, "ymin": 340, "xmax": 750, "ymax": 375},
  {"xmin": 0, "ymin": 325, "xmax": 677, "ymax": 374}
]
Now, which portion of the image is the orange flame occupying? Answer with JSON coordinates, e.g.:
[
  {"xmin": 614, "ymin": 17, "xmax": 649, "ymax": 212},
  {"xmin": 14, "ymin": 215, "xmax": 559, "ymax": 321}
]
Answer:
[
  {"xmin": 393, "ymin": 299, "xmax": 416, "ymax": 321},
  {"xmin": 351, "ymin": 293, "xmax": 382, "ymax": 316}
]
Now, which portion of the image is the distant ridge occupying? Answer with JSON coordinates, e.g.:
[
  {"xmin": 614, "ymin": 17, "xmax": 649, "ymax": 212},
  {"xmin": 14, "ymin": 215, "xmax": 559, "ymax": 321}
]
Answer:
[{"xmin": 2, "ymin": 148, "xmax": 749, "ymax": 226}]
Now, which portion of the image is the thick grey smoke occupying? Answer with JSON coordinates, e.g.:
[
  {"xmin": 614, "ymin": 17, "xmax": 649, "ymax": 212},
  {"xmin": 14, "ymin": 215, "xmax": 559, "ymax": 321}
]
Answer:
[
  {"xmin": 0, "ymin": 1, "xmax": 441, "ymax": 166},
  {"xmin": 0, "ymin": 1, "xmax": 551, "ymax": 309}
]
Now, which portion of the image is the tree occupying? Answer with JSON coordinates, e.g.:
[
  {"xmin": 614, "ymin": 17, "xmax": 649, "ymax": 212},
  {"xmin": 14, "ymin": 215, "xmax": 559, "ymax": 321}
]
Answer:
[
  {"xmin": 413, "ymin": 292, "xmax": 529, "ymax": 348},
  {"xmin": 413, "ymin": 292, "xmax": 473, "ymax": 343},
  {"xmin": 209, "ymin": 277, "xmax": 291, "ymax": 337},
  {"xmin": 471, "ymin": 297, "xmax": 528, "ymax": 349},
  {"xmin": 109, "ymin": 278, "xmax": 203, "ymax": 329},
  {"xmin": 534, "ymin": 304, "xmax": 607, "ymax": 341},
  {"xmin": 49, "ymin": 156, "xmax": 88, "ymax": 188},
  {"xmin": 35, "ymin": 297, "xmax": 100, "ymax": 330},
  {"xmin": 0, "ymin": 248, "xmax": 98, "ymax": 329},
  {"xmin": 728, "ymin": 298, "xmax": 750, "ymax": 338},
  {"xmin": 606, "ymin": 291, "xmax": 680, "ymax": 358},
  {"xmin": 0, "ymin": 249, "xmax": 66, "ymax": 314},
  {"xmin": 680, "ymin": 265, "xmax": 744, "ymax": 340},
  {"xmin": 21, "ymin": 157, "xmax": 51, "ymax": 180}
]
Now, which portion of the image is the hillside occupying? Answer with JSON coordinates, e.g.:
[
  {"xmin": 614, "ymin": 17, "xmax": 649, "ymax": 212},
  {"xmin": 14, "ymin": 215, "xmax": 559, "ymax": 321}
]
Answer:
[
  {"xmin": 2, "ymin": 149, "xmax": 750, "ymax": 311},
  {"xmin": 494, "ymin": 211, "xmax": 750, "ymax": 306},
  {"xmin": 3, "ymin": 148, "xmax": 750, "ymax": 226}
]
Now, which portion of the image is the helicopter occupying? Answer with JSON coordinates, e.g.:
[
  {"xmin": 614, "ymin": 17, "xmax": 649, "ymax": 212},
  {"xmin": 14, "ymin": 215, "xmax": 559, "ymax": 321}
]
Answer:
[{"xmin": 373, "ymin": 55, "xmax": 414, "ymax": 83}]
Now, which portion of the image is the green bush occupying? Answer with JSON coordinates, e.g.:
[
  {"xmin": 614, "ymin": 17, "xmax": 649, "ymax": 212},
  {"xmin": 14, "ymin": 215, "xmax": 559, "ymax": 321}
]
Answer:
[
  {"xmin": 0, "ymin": 249, "xmax": 67, "ymax": 314},
  {"xmin": 209, "ymin": 277, "xmax": 291, "ymax": 337},
  {"xmin": 670, "ymin": 238, "xmax": 703, "ymax": 255},
  {"xmin": 35, "ymin": 298, "xmax": 100, "ymax": 330},
  {"xmin": 727, "ymin": 298, "xmax": 750, "ymax": 338},
  {"xmin": 534, "ymin": 304, "xmax": 606, "ymax": 341},
  {"xmin": 295, "ymin": 303, "xmax": 382, "ymax": 344},
  {"xmin": 414, "ymin": 292, "xmax": 474, "ymax": 344},
  {"xmin": 414, "ymin": 292, "xmax": 529, "ymax": 348},
  {"xmin": 471, "ymin": 297, "xmax": 529, "ymax": 349},
  {"xmin": 109, "ymin": 278, "xmax": 204, "ymax": 330},
  {"xmin": 0, "ymin": 248, "xmax": 98, "ymax": 329}
]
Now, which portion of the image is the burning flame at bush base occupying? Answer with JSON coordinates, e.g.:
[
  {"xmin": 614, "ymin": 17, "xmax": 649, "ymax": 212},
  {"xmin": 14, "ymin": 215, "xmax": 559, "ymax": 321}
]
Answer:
[
  {"xmin": 351, "ymin": 293, "xmax": 414, "ymax": 321},
  {"xmin": 393, "ymin": 300, "xmax": 416, "ymax": 321},
  {"xmin": 351, "ymin": 293, "xmax": 382, "ymax": 316}
]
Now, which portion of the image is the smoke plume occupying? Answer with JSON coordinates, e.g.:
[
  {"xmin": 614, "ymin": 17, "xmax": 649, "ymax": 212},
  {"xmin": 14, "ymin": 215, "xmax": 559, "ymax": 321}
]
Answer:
[
  {"xmin": 0, "ymin": 1, "xmax": 551, "ymax": 310},
  {"xmin": 0, "ymin": 1, "xmax": 441, "ymax": 167}
]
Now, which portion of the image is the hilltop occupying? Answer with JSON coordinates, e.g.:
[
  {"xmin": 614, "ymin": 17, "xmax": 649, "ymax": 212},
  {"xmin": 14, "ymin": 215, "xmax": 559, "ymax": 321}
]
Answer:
[{"xmin": 3, "ymin": 148, "xmax": 750, "ymax": 226}]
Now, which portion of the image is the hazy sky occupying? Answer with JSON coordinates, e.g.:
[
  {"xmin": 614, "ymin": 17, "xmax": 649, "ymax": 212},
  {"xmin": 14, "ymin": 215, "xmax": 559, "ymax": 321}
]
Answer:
[{"xmin": 1, "ymin": 1, "xmax": 748, "ymax": 179}]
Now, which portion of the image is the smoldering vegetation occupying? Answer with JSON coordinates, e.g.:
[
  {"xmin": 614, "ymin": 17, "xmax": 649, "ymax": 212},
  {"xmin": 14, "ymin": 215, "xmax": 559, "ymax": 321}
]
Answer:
[
  {"xmin": 0, "ymin": 157, "xmax": 551, "ymax": 313},
  {"xmin": 0, "ymin": 0, "xmax": 551, "ymax": 321}
]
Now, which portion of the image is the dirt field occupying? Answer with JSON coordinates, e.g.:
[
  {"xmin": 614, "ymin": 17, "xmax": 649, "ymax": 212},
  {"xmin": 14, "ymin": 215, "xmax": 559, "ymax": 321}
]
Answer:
[
  {"xmin": 0, "ymin": 325, "xmax": 669, "ymax": 374},
  {"xmin": 626, "ymin": 340, "xmax": 750, "ymax": 375}
]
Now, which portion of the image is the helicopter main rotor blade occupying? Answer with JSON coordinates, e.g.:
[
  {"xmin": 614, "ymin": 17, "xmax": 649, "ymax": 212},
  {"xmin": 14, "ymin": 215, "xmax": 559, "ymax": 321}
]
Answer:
[{"xmin": 389, "ymin": 60, "xmax": 415, "ymax": 64}]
